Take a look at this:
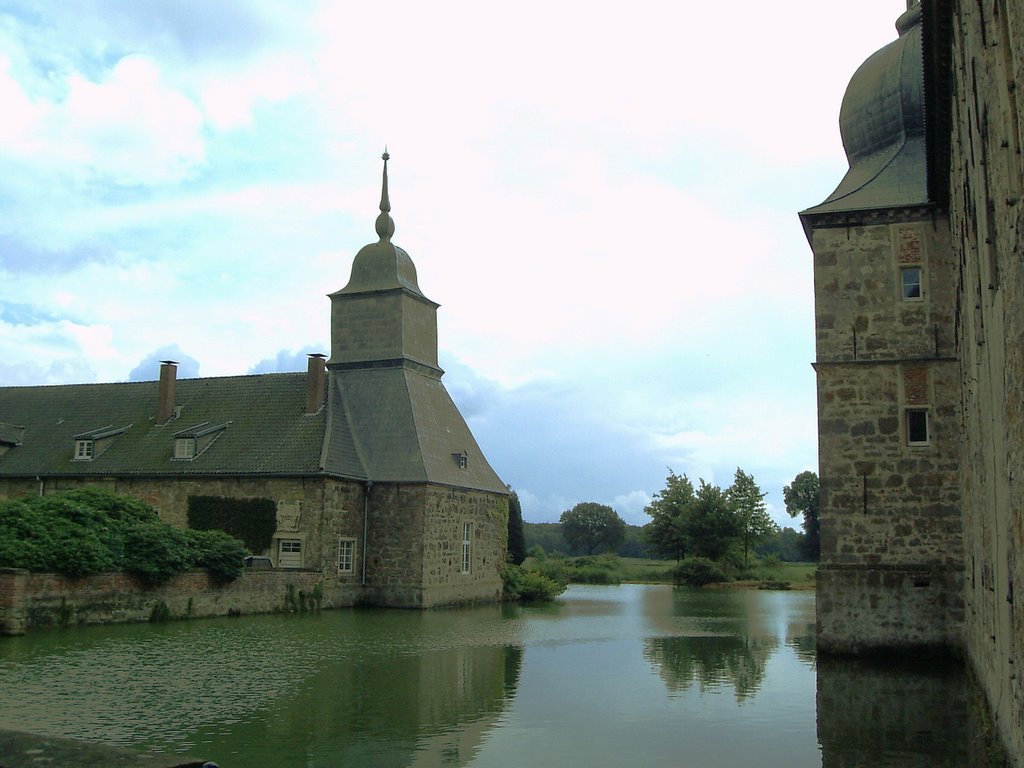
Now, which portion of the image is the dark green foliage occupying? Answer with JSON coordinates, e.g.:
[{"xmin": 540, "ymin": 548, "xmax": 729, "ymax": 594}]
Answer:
[
  {"xmin": 783, "ymin": 471, "xmax": 820, "ymax": 561},
  {"xmin": 727, "ymin": 468, "xmax": 776, "ymax": 567},
  {"xmin": 148, "ymin": 600, "xmax": 171, "ymax": 623},
  {"xmin": 567, "ymin": 554, "xmax": 622, "ymax": 584},
  {"xmin": 122, "ymin": 522, "xmax": 193, "ymax": 584},
  {"xmin": 0, "ymin": 489, "xmax": 245, "ymax": 583},
  {"xmin": 523, "ymin": 522, "xmax": 566, "ymax": 555},
  {"xmin": 506, "ymin": 490, "xmax": 527, "ymax": 565},
  {"xmin": 755, "ymin": 526, "xmax": 807, "ymax": 562},
  {"xmin": 184, "ymin": 529, "xmax": 246, "ymax": 582},
  {"xmin": 683, "ymin": 481, "xmax": 741, "ymax": 560},
  {"xmin": 672, "ymin": 557, "xmax": 728, "ymax": 587},
  {"xmin": 501, "ymin": 564, "xmax": 566, "ymax": 602},
  {"xmin": 187, "ymin": 495, "xmax": 276, "ymax": 553},
  {"xmin": 643, "ymin": 471, "xmax": 695, "ymax": 561},
  {"xmin": 559, "ymin": 502, "xmax": 626, "ymax": 555}
]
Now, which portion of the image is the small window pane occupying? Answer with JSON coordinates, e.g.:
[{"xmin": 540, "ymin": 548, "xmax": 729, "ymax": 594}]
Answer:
[
  {"xmin": 907, "ymin": 409, "xmax": 929, "ymax": 444},
  {"xmin": 901, "ymin": 267, "xmax": 922, "ymax": 300}
]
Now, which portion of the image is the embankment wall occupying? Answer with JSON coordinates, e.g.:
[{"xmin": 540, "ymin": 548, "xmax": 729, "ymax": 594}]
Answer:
[{"xmin": 0, "ymin": 567, "xmax": 360, "ymax": 635}]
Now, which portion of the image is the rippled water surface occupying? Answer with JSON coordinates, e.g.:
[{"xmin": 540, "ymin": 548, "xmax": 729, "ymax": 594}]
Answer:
[{"xmin": 0, "ymin": 584, "xmax": 980, "ymax": 767}]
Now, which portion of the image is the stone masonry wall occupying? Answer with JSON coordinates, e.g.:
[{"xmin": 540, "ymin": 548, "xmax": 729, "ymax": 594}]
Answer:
[
  {"xmin": 811, "ymin": 216, "xmax": 963, "ymax": 653},
  {"xmin": 0, "ymin": 567, "xmax": 361, "ymax": 635},
  {"xmin": 421, "ymin": 486, "xmax": 507, "ymax": 607},
  {"xmin": 360, "ymin": 483, "xmax": 507, "ymax": 607},
  {"xmin": 949, "ymin": 0, "xmax": 1024, "ymax": 762}
]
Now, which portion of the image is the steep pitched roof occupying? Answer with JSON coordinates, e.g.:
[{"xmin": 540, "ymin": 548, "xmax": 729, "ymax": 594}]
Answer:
[
  {"xmin": 327, "ymin": 366, "xmax": 508, "ymax": 494},
  {"xmin": 0, "ymin": 374, "xmax": 332, "ymax": 478}
]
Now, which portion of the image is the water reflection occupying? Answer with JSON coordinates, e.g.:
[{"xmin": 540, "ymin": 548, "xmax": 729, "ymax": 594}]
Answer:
[
  {"xmin": 816, "ymin": 655, "xmax": 996, "ymax": 768},
  {"xmin": 0, "ymin": 585, "xmax": 1003, "ymax": 768},
  {"xmin": 644, "ymin": 634, "xmax": 777, "ymax": 702}
]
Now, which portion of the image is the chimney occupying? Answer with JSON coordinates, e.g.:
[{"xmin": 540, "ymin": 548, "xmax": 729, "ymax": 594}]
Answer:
[
  {"xmin": 306, "ymin": 354, "xmax": 327, "ymax": 414},
  {"xmin": 157, "ymin": 360, "xmax": 178, "ymax": 424}
]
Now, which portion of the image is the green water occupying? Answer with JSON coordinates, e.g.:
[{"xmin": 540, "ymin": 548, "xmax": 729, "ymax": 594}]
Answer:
[{"xmin": 0, "ymin": 584, "xmax": 984, "ymax": 767}]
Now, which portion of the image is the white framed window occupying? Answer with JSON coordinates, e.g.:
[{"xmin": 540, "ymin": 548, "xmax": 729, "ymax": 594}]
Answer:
[
  {"xmin": 74, "ymin": 440, "xmax": 94, "ymax": 461},
  {"xmin": 901, "ymin": 266, "xmax": 922, "ymax": 300},
  {"xmin": 174, "ymin": 437, "xmax": 196, "ymax": 459},
  {"xmin": 461, "ymin": 522, "xmax": 472, "ymax": 574},
  {"xmin": 338, "ymin": 538, "xmax": 356, "ymax": 573},
  {"xmin": 278, "ymin": 539, "xmax": 303, "ymax": 569},
  {"xmin": 907, "ymin": 409, "xmax": 929, "ymax": 445}
]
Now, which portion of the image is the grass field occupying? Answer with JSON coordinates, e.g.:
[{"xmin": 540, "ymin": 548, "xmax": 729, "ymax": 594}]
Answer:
[{"xmin": 526, "ymin": 555, "xmax": 817, "ymax": 589}]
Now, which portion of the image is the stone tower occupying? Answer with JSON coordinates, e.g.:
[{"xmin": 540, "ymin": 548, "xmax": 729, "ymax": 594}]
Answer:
[
  {"xmin": 799, "ymin": 3, "xmax": 964, "ymax": 653},
  {"xmin": 325, "ymin": 152, "xmax": 509, "ymax": 607}
]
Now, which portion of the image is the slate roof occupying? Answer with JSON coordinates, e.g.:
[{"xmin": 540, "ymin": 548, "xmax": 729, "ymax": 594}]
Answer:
[
  {"xmin": 0, "ymin": 368, "xmax": 507, "ymax": 494},
  {"xmin": 0, "ymin": 374, "xmax": 329, "ymax": 478}
]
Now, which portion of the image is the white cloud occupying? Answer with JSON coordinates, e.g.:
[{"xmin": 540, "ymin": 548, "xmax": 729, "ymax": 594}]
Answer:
[{"xmin": 0, "ymin": 0, "xmax": 905, "ymax": 519}]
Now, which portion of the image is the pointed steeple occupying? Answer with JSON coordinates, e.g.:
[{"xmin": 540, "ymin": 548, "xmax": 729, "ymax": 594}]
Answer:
[
  {"xmin": 328, "ymin": 151, "xmax": 440, "ymax": 375},
  {"xmin": 375, "ymin": 148, "xmax": 396, "ymax": 242}
]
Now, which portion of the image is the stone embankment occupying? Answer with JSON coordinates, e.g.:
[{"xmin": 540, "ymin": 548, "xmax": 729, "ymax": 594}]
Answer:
[{"xmin": 0, "ymin": 567, "xmax": 359, "ymax": 635}]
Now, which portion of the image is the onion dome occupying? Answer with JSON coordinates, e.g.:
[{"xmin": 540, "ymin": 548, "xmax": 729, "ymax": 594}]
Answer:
[
  {"xmin": 338, "ymin": 150, "xmax": 425, "ymax": 296},
  {"xmin": 803, "ymin": 4, "xmax": 927, "ymax": 215}
]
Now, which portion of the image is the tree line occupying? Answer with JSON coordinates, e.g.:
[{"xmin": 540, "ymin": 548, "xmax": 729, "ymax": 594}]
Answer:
[{"xmin": 512, "ymin": 470, "xmax": 820, "ymax": 565}]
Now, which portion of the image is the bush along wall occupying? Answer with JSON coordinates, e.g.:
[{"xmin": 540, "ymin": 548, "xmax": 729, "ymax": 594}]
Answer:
[{"xmin": 0, "ymin": 488, "xmax": 246, "ymax": 583}]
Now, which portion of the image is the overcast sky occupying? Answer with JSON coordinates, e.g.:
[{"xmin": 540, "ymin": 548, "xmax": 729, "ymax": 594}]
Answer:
[{"xmin": 0, "ymin": 1, "xmax": 906, "ymax": 526}]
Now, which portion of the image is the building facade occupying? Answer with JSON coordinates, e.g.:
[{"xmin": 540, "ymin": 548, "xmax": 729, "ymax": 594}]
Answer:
[
  {"xmin": 802, "ymin": 0, "xmax": 1022, "ymax": 761},
  {"xmin": 0, "ymin": 154, "xmax": 509, "ymax": 609}
]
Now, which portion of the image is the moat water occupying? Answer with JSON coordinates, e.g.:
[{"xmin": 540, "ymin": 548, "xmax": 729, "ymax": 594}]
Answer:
[{"xmin": 0, "ymin": 584, "xmax": 989, "ymax": 767}]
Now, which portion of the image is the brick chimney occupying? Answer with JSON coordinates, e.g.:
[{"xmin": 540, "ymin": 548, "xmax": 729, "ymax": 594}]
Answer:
[
  {"xmin": 306, "ymin": 354, "xmax": 327, "ymax": 414},
  {"xmin": 157, "ymin": 360, "xmax": 177, "ymax": 424}
]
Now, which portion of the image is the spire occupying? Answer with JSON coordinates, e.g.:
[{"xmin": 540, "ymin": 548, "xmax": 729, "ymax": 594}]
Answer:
[{"xmin": 375, "ymin": 148, "xmax": 396, "ymax": 242}]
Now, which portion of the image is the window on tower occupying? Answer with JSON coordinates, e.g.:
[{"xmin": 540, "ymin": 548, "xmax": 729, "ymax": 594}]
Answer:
[{"xmin": 901, "ymin": 267, "xmax": 922, "ymax": 300}]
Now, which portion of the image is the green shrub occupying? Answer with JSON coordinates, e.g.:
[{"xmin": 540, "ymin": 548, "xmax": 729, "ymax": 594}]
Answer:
[
  {"xmin": 502, "ymin": 564, "xmax": 566, "ymax": 602},
  {"xmin": 672, "ymin": 557, "xmax": 728, "ymax": 587},
  {"xmin": 531, "ymin": 557, "xmax": 571, "ymax": 587},
  {"xmin": 184, "ymin": 529, "xmax": 246, "ymax": 582},
  {"xmin": 122, "ymin": 522, "xmax": 193, "ymax": 584},
  {"xmin": 526, "ymin": 544, "xmax": 546, "ymax": 560}
]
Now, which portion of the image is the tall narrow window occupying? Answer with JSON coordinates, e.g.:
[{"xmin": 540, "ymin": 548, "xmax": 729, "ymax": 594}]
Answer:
[
  {"xmin": 907, "ymin": 409, "xmax": 929, "ymax": 445},
  {"xmin": 338, "ymin": 538, "xmax": 355, "ymax": 573},
  {"xmin": 901, "ymin": 267, "xmax": 922, "ymax": 300},
  {"xmin": 461, "ymin": 522, "xmax": 472, "ymax": 574}
]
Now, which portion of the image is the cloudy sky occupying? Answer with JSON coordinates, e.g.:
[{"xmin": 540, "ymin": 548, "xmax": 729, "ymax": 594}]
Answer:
[{"xmin": 0, "ymin": 0, "xmax": 906, "ymax": 526}]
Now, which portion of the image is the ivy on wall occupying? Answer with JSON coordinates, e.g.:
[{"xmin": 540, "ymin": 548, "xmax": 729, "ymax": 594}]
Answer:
[{"xmin": 187, "ymin": 496, "xmax": 277, "ymax": 553}]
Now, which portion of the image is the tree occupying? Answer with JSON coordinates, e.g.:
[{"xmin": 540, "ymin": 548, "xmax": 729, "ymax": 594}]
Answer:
[
  {"xmin": 643, "ymin": 470, "xmax": 695, "ymax": 561},
  {"xmin": 559, "ymin": 502, "xmax": 626, "ymax": 555},
  {"xmin": 683, "ymin": 481, "xmax": 741, "ymax": 561},
  {"xmin": 507, "ymin": 490, "xmax": 527, "ymax": 565},
  {"xmin": 783, "ymin": 471, "xmax": 820, "ymax": 561},
  {"xmin": 727, "ymin": 468, "xmax": 777, "ymax": 567}
]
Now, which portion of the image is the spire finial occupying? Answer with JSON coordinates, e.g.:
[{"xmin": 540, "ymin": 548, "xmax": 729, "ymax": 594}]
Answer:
[{"xmin": 375, "ymin": 147, "xmax": 395, "ymax": 241}]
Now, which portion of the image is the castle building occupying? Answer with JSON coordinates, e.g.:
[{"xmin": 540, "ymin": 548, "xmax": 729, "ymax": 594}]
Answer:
[
  {"xmin": 802, "ymin": 0, "xmax": 1022, "ymax": 761},
  {"xmin": 0, "ymin": 154, "xmax": 510, "ymax": 609}
]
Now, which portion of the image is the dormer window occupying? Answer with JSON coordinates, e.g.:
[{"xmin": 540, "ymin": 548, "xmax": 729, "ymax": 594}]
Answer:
[
  {"xmin": 72, "ymin": 424, "xmax": 131, "ymax": 461},
  {"xmin": 174, "ymin": 437, "xmax": 197, "ymax": 459},
  {"xmin": 0, "ymin": 423, "xmax": 25, "ymax": 458},
  {"xmin": 452, "ymin": 451, "xmax": 468, "ymax": 470},
  {"xmin": 172, "ymin": 422, "xmax": 230, "ymax": 460}
]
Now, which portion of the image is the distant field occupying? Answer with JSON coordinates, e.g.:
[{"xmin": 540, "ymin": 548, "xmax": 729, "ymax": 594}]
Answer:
[{"xmin": 532, "ymin": 561, "xmax": 819, "ymax": 589}]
